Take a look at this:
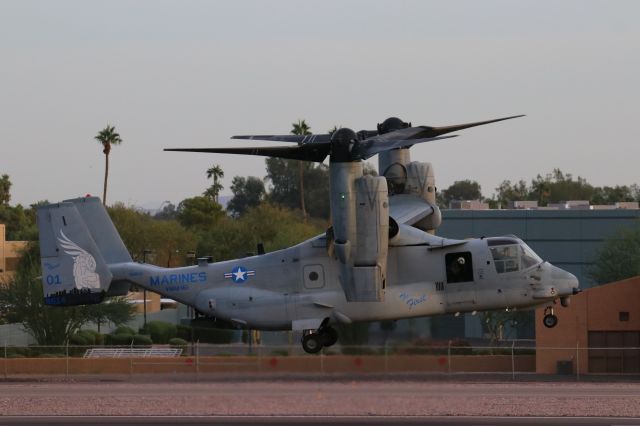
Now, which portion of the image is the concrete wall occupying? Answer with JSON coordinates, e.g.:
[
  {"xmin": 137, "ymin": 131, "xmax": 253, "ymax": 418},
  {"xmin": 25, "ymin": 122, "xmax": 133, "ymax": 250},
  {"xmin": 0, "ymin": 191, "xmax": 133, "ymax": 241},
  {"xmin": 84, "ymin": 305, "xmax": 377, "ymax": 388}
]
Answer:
[{"xmin": 0, "ymin": 354, "xmax": 535, "ymax": 376}]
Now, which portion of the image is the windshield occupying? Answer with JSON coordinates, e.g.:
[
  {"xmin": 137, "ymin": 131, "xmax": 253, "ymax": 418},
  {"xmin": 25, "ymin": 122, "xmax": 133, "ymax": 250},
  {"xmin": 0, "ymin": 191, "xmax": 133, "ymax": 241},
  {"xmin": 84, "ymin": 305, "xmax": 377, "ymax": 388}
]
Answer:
[{"xmin": 488, "ymin": 239, "xmax": 542, "ymax": 274}]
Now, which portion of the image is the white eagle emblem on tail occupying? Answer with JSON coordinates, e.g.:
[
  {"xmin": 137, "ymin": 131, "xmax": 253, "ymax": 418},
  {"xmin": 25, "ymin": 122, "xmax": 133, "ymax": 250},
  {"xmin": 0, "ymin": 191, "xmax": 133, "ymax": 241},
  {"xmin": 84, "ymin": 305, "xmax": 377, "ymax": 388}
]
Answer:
[{"xmin": 57, "ymin": 230, "xmax": 101, "ymax": 289}]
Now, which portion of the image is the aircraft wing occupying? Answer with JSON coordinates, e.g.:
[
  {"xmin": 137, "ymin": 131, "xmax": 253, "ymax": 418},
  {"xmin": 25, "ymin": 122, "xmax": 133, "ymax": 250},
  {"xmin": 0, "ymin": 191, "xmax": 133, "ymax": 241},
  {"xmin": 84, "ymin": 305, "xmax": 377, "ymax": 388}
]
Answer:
[{"xmin": 388, "ymin": 194, "xmax": 437, "ymax": 225}]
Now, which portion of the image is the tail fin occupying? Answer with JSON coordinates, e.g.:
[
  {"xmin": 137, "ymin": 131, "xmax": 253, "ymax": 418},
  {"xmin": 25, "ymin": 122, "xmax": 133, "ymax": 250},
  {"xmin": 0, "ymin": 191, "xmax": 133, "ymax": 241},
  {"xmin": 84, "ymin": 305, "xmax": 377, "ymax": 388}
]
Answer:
[{"xmin": 37, "ymin": 197, "xmax": 130, "ymax": 306}]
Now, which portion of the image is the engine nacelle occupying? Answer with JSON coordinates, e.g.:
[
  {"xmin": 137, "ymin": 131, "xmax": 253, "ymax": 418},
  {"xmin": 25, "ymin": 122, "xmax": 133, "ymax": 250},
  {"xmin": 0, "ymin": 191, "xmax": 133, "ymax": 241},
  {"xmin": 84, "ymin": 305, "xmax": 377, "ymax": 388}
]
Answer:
[
  {"xmin": 329, "ymin": 162, "xmax": 389, "ymax": 302},
  {"xmin": 352, "ymin": 175, "xmax": 389, "ymax": 302},
  {"xmin": 405, "ymin": 162, "xmax": 436, "ymax": 204}
]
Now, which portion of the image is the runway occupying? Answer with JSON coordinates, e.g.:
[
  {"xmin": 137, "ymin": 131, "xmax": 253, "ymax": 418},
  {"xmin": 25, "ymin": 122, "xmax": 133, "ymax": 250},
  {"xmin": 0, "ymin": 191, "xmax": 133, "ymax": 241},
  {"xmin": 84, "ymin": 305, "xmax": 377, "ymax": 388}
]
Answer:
[
  {"xmin": 1, "ymin": 379, "xmax": 639, "ymax": 418},
  {"xmin": 1, "ymin": 416, "xmax": 640, "ymax": 426}
]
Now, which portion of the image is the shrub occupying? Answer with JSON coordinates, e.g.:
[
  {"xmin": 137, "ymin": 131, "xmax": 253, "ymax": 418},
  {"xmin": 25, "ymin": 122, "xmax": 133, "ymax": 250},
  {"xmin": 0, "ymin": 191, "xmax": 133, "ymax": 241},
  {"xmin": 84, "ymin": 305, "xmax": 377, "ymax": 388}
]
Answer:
[
  {"xmin": 132, "ymin": 334, "xmax": 153, "ymax": 347},
  {"xmin": 145, "ymin": 321, "xmax": 177, "ymax": 344},
  {"xmin": 341, "ymin": 346, "xmax": 376, "ymax": 356},
  {"xmin": 113, "ymin": 325, "xmax": 136, "ymax": 336},
  {"xmin": 176, "ymin": 325, "xmax": 192, "ymax": 341},
  {"xmin": 27, "ymin": 345, "xmax": 65, "ymax": 357},
  {"xmin": 76, "ymin": 329, "xmax": 99, "ymax": 345},
  {"xmin": 5, "ymin": 347, "xmax": 31, "ymax": 358},
  {"xmin": 169, "ymin": 337, "xmax": 188, "ymax": 354},
  {"xmin": 193, "ymin": 326, "xmax": 234, "ymax": 344},
  {"xmin": 69, "ymin": 333, "xmax": 91, "ymax": 346},
  {"xmin": 106, "ymin": 333, "xmax": 134, "ymax": 346},
  {"xmin": 450, "ymin": 339, "xmax": 473, "ymax": 355}
]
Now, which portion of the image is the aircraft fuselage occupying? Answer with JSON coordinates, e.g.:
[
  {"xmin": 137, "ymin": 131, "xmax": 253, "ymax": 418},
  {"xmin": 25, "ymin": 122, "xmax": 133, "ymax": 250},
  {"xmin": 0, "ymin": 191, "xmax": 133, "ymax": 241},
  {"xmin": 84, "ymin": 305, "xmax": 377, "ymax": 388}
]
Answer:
[{"xmin": 110, "ymin": 233, "xmax": 578, "ymax": 331}]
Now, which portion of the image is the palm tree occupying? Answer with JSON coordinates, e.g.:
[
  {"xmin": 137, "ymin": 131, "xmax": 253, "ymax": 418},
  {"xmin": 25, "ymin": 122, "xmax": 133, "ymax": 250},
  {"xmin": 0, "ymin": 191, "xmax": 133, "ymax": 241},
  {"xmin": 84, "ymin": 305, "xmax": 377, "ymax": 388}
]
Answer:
[
  {"xmin": 205, "ymin": 164, "xmax": 224, "ymax": 203},
  {"xmin": 94, "ymin": 124, "xmax": 123, "ymax": 206},
  {"xmin": 291, "ymin": 119, "xmax": 311, "ymax": 219}
]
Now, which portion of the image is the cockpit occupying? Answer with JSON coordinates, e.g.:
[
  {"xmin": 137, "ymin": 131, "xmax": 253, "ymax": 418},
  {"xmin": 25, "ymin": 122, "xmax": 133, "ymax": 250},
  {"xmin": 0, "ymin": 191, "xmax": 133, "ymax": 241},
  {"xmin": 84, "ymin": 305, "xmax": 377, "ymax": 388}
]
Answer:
[{"xmin": 487, "ymin": 237, "xmax": 542, "ymax": 274}]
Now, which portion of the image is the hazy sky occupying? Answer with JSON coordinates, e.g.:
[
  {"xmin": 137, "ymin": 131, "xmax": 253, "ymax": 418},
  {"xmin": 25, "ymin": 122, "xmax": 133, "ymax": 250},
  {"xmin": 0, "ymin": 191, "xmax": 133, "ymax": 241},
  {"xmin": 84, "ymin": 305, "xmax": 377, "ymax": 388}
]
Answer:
[{"xmin": 1, "ymin": 0, "xmax": 639, "ymax": 208}]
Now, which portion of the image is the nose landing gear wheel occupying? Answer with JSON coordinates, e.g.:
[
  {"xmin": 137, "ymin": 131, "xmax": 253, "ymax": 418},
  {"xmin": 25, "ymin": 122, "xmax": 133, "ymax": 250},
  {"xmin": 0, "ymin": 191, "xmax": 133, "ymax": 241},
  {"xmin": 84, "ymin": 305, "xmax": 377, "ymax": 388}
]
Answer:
[
  {"xmin": 543, "ymin": 314, "xmax": 558, "ymax": 328},
  {"xmin": 302, "ymin": 333, "xmax": 323, "ymax": 354}
]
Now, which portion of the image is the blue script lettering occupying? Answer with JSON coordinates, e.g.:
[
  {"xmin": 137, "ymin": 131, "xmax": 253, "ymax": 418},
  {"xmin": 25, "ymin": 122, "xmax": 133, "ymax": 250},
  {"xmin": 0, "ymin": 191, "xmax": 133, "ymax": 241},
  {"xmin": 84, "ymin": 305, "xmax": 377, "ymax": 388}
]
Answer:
[{"xmin": 399, "ymin": 292, "xmax": 427, "ymax": 310}]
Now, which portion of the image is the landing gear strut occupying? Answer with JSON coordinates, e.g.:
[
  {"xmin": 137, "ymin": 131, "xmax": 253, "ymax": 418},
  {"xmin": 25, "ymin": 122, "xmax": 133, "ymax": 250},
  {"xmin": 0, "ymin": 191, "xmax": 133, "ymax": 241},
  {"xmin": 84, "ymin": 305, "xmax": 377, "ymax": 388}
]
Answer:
[
  {"xmin": 301, "ymin": 324, "xmax": 339, "ymax": 354},
  {"xmin": 543, "ymin": 306, "xmax": 558, "ymax": 328}
]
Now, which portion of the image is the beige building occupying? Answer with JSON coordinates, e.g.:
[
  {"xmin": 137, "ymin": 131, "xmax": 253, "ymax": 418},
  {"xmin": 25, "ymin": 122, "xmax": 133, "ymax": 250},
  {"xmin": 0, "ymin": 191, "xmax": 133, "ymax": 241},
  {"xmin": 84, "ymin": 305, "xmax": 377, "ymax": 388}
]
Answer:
[
  {"xmin": 0, "ymin": 224, "xmax": 27, "ymax": 284},
  {"xmin": 536, "ymin": 276, "xmax": 640, "ymax": 374}
]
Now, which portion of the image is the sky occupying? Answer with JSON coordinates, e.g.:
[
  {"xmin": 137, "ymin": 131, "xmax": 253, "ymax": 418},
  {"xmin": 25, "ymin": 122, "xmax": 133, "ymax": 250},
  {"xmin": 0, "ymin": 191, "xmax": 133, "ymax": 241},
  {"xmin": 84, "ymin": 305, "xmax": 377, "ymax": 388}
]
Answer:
[{"xmin": 1, "ymin": 0, "xmax": 639, "ymax": 209}]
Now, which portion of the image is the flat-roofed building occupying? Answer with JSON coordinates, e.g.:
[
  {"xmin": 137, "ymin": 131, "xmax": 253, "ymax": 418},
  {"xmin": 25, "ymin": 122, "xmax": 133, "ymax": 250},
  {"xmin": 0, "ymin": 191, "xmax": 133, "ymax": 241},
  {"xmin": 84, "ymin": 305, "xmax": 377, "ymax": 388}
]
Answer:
[
  {"xmin": 449, "ymin": 199, "xmax": 489, "ymax": 210},
  {"xmin": 0, "ymin": 224, "xmax": 27, "ymax": 284},
  {"xmin": 535, "ymin": 276, "xmax": 640, "ymax": 374},
  {"xmin": 439, "ymin": 208, "xmax": 640, "ymax": 289}
]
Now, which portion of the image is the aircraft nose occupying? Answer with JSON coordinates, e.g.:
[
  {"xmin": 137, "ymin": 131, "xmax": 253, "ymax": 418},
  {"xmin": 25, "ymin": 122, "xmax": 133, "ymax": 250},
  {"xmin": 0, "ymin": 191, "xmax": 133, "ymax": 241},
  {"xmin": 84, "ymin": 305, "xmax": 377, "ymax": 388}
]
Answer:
[{"xmin": 550, "ymin": 264, "xmax": 579, "ymax": 295}]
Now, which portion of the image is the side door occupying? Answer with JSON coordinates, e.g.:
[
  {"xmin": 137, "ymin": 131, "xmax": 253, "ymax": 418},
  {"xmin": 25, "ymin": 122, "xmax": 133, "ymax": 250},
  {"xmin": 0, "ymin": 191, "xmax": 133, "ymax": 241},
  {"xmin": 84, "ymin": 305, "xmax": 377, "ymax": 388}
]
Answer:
[{"xmin": 445, "ymin": 251, "xmax": 477, "ymax": 308}]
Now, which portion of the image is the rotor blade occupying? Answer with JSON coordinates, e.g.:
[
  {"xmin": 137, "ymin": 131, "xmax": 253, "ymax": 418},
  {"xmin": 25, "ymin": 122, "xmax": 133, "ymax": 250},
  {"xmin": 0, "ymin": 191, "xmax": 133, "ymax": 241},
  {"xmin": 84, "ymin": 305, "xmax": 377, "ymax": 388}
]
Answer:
[
  {"xmin": 164, "ymin": 145, "xmax": 330, "ymax": 162},
  {"xmin": 231, "ymin": 134, "xmax": 332, "ymax": 144},
  {"xmin": 412, "ymin": 114, "xmax": 525, "ymax": 138},
  {"xmin": 356, "ymin": 135, "xmax": 458, "ymax": 160}
]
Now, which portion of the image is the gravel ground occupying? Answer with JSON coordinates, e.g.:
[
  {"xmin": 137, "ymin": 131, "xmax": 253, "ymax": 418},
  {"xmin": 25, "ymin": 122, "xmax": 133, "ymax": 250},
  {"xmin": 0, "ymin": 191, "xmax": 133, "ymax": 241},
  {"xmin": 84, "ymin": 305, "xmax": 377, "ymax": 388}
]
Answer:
[{"xmin": 1, "ymin": 381, "xmax": 640, "ymax": 417}]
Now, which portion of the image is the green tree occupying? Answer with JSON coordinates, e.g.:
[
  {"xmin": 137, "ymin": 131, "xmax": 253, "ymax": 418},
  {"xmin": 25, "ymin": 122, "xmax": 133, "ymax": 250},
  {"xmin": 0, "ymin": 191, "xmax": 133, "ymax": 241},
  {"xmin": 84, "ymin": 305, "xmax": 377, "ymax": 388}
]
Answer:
[
  {"xmin": 494, "ymin": 179, "xmax": 531, "ymax": 208},
  {"xmin": 176, "ymin": 196, "xmax": 224, "ymax": 232},
  {"xmin": 591, "ymin": 185, "xmax": 637, "ymax": 205},
  {"xmin": 82, "ymin": 296, "xmax": 136, "ymax": 333},
  {"xmin": 530, "ymin": 169, "xmax": 594, "ymax": 205},
  {"xmin": 204, "ymin": 164, "xmax": 224, "ymax": 203},
  {"xmin": 589, "ymin": 225, "xmax": 640, "ymax": 284},
  {"xmin": 265, "ymin": 158, "xmax": 330, "ymax": 219},
  {"xmin": 148, "ymin": 219, "xmax": 196, "ymax": 267},
  {"xmin": 227, "ymin": 176, "xmax": 266, "ymax": 217},
  {"xmin": 439, "ymin": 180, "xmax": 483, "ymax": 207},
  {"xmin": 0, "ymin": 174, "xmax": 11, "ymax": 205},
  {"xmin": 154, "ymin": 201, "xmax": 177, "ymax": 220},
  {"xmin": 291, "ymin": 119, "xmax": 312, "ymax": 219},
  {"xmin": 0, "ymin": 243, "xmax": 133, "ymax": 345},
  {"xmin": 0, "ymin": 203, "xmax": 38, "ymax": 241},
  {"xmin": 108, "ymin": 203, "xmax": 155, "ymax": 261},
  {"xmin": 109, "ymin": 203, "xmax": 195, "ymax": 266},
  {"xmin": 482, "ymin": 310, "xmax": 533, "ymax": 350},
  {"xmin": 196, "ymin": 203, "xmax": 325, "ymax": 262},
  {"xmin": 94, "ymin": 124, "xmax": 123, "ymax": 206}
]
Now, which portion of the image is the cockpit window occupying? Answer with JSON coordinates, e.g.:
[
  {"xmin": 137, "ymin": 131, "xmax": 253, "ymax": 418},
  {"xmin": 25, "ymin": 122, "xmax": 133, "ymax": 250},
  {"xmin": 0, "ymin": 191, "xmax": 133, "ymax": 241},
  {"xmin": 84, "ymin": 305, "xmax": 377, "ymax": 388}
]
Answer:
[
  {"xmin": 520, "ymin": 244, "xmax": 542, "ymax": 269},
  {"xmin": 490, "ymin": 245, "xmax": 519, "ymax": 273},
  {"xmin": 489, "ymin": 242, "xmax": 542, "ymax": 274}
]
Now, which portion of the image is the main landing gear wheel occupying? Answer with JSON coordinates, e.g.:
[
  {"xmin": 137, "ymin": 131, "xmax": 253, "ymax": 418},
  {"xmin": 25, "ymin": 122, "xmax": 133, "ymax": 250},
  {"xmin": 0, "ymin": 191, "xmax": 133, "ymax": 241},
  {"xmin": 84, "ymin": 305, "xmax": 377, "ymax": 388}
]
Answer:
[
  {"xmin": 302, "ymin": 333, "xmax": 323, "ymax": 354},
  {"xmin": 543, "ymin": 306, "xmax": 558, "ymax": 328}
]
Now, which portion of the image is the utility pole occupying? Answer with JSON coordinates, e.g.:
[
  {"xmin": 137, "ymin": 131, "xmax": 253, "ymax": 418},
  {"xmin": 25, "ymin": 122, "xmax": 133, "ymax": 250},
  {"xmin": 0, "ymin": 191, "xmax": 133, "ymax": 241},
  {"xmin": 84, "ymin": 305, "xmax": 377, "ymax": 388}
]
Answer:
[{"xmin": 142, "ymin": 249, "xmax": 152, "ymax": 329}]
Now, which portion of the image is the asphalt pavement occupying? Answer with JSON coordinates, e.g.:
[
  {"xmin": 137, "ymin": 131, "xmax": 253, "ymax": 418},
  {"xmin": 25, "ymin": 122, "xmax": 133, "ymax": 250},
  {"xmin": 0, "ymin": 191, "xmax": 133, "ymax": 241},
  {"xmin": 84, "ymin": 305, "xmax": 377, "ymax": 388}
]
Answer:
[{"xmin": 1, "ymin": 416, "xmax": 640, "ymax": 426}]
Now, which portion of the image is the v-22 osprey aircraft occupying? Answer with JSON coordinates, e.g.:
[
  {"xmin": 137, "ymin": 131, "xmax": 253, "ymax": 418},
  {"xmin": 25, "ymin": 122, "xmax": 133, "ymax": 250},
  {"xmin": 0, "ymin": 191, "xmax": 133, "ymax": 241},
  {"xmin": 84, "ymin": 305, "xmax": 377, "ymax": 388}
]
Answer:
[{"xmin": 37, "ymin": 115, "xmax": 579, "ymax": 353}]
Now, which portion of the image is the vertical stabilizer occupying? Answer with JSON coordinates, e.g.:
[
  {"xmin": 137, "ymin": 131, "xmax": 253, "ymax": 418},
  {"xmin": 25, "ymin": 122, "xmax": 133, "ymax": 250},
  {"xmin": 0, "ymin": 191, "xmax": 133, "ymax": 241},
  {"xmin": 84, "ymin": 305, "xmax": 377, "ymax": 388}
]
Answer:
[
  {"xmin": 37, "ymin": 200, "xmax": 113, "ymax": 305},
  {"xmin": 64, "ymin": 197, "xmax": 132, "ymax": 264}
]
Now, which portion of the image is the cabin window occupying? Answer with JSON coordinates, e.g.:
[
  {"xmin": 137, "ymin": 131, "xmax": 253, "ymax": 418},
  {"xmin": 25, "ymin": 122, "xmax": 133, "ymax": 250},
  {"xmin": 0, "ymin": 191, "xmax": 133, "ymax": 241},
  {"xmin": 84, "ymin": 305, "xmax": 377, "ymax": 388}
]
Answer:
[{"xmin": 445, "ymin": 252, "xmax": 473, "ymax": 283}]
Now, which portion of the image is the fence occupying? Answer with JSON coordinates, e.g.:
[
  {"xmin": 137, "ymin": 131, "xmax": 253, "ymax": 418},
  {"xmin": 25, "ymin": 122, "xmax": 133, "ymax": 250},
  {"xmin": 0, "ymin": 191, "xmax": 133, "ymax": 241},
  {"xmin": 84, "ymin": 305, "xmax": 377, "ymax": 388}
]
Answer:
[{"xmin": 0, "ymin": 342, "xmax": 638, "ymax": 380}]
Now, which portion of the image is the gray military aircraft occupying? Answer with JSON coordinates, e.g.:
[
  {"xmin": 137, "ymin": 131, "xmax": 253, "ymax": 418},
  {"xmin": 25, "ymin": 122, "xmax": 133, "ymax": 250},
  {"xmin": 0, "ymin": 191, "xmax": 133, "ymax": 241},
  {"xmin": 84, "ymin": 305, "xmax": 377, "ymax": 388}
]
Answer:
[{"xmin": 37, "ymin": 115, "xmax": 579, "ymax": 353}]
